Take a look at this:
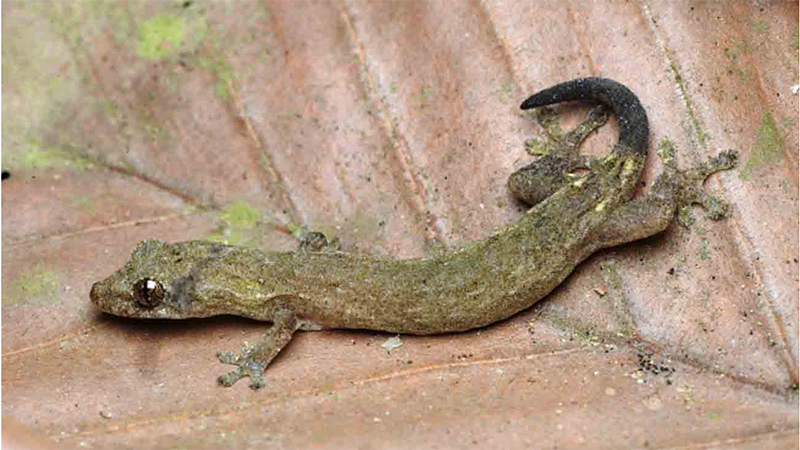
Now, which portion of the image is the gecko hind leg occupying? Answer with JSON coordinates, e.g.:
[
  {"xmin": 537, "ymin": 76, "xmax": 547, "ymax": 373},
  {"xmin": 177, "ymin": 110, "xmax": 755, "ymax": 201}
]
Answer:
[
  {"xmin": 595, "ymin": 142, "xmax": 738, "ymax": 247},
  {"xmin": 217, "ymin": 308, "xmax": 298, "ymax": 390},
  {"xmin": 657, "ymin": 140, "xmax": 739, "ymax": 227},
  {"xmin": 509, "ymin": 105, "xmax": 610, "ymax": 206}
]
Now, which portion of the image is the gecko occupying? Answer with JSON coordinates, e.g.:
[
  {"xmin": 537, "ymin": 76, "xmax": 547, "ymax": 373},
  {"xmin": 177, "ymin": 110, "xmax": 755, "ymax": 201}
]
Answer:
[{"xmin": 90, "ymin": 77, "xmax": 738, "ymax": 390}]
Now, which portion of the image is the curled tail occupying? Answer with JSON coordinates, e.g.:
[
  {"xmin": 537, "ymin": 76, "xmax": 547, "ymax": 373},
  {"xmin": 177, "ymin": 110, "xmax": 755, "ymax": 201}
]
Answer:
[{"xmin": 520, "ymin": 77, "xmax": 649, "ymax": 155}]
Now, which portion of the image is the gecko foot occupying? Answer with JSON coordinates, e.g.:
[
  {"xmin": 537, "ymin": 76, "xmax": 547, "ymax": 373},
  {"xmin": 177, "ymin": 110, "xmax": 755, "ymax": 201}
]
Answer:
[
  {"xmin": 561, "ymin": 105, "xmax": 610, "ymax": 149},
  {"xmin": 511, "ymin": 105, "xmax": 611, "ymax": 206},
  {"xmin": 656, "ymin": 140, "xmax": 739, "ymax": 227},
  {"xmin": 524, "ymin": 105, "xmax": 609, "ymax": 158},
  {"xmin": 217, "ymin": 345, "xmax": 267, "ymax": 390},
  {"xmin": 216, "ymin": 308, "xmax": 298, "ymax": 389}
]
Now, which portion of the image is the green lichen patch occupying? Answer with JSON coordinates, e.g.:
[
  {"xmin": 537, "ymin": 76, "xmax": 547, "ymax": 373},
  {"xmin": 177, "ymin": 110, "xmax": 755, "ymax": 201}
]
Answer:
[
  {"xmin": 15, "ymin": 145, "xmax": 96, "ymax": 172},
  {"xmin": 740, "ymin": 112, "xmax": 784, "ymax": 181},
  {"xmin": 206, "ymin": 200, "xmax": 263, "ymax": 245},
  {"xmin": 136, "ymin": 12, "xmax": 207, "ymax": 61},
  {"xmin": 197, "ymin": 52, "xmax": 234, "ymax": 101},
  {"xmin": 221, "ymin": 200, "xmax": 261, "ymax": 229},
  {"xmin": 4, "ymin": 264, "xmax": 64, "ymax": 306},
  {"xmin": 666, "ymin": 51, "xmax": 709, "ymax": 145},
  {"xmin": 496, "ymin": 82, "xmax": 515, "ymax": 104},
  {"xmin": 137, "ymin": 14, "xmax": 186, "ymax": 60}
]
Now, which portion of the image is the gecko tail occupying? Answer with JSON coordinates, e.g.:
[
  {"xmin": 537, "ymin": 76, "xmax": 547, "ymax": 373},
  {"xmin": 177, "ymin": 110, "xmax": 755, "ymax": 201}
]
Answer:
[{"xmin": 520, "ymin": 77, "xmax": 649, "ymax": 155}]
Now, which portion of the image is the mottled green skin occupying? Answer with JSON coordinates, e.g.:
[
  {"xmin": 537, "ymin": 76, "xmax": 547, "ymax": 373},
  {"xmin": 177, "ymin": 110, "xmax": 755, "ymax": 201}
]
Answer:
[{"xmin": 90, "ymin": 78, "xmax": 738, "ymax": 389}]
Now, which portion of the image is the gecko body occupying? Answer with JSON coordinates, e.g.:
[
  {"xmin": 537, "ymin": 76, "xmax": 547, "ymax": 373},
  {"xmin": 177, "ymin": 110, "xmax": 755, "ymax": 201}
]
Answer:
[{"xmin": 91, "ymin": 78, "xmax": 737, "ymax": 389}]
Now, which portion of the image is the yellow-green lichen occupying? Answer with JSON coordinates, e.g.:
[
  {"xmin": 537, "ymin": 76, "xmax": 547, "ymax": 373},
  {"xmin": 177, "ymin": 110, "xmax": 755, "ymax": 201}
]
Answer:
[
  {"xmin": 137, "ymin": 14, "xmax": 186, "ymax": 60},
  {"xmin": 740, "ymin": 112, "xmax": 784, "ymax": 181},
  {"xmin": 221, "ymin": 200, "xmax": 261, "ymax": 229},
  {"xmin": 136, "ymin": 11, "xmax": 207, "ymax": 61},
  {"xmin": 698, "ymin": 238, "xmax": 712, "ymax": 261},
  {"xmin": 497, "ymin": 83, "xmax": 515, "ymax": 104},
  {"xmin": 16, "ymin": 145, "xmax": 96, "ymax": 172},
  {"xmin": 3, "ymin": 264, "xmax": 64, "ymax": 306},
  {"xmin": 196, "ymin": 34, "xmax": 235, "ymax": 101},
  {"xmin": 206, "ymin": 200, "xmax": 263, "ymax": 245},
  {"xmin": 666, "ymin": 50, "xmax": 708, "ymax": 145}
]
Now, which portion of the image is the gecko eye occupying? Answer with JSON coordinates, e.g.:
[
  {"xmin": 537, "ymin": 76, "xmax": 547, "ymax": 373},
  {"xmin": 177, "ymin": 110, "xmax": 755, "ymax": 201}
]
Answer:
[{"xmin": 132, "ymin": 278, "xmax": 165, "ymax": 308}]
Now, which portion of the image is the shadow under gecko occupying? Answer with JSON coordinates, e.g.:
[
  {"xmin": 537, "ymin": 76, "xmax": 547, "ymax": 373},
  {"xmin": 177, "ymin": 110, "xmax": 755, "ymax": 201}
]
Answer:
[{"xmin": 90, "ymin": 77, "xmax": 738, "ymax": 389}]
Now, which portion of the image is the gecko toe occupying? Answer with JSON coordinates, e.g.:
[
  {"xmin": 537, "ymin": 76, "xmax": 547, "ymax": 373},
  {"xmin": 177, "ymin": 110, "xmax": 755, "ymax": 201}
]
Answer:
[
  {"xmin": 216, "ymin": 351, "xmax": 239, "ymax": 365},
  {"xmin": 218, "ymin": 369, "xmax": 244, "ymax": 387},
  {"xmin": 216, "ymin": 347, "xmax": 268, "ymax": 389}
]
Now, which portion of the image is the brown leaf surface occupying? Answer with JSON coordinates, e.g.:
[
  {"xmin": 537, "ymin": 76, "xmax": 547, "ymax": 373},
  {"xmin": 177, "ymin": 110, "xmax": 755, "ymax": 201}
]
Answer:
[{"xmin": 2, "ymin": 1, "xmax": 797, "ymax": 449}]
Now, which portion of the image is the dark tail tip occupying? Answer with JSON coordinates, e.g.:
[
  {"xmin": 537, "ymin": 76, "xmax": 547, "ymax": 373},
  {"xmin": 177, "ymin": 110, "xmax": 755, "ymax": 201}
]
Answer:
[{"xmin": 520, "ymin": 77, "xmax": 648, "ymax": 154}]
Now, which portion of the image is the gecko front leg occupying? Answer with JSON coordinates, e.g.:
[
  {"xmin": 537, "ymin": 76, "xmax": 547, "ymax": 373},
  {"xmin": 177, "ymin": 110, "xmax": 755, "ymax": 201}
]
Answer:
[
  {"xmin": 217, "ymin": 306, "xmax": 299, "ymax": 390},
  {"xmin": 214, "ymin": 228, "xmax": 336, "ymax": 389}
]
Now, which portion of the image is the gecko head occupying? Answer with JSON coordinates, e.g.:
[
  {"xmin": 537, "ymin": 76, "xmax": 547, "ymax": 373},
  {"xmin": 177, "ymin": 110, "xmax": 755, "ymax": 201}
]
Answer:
[{"xmin": 90, "ymin": 239, "xmax": 227, "ymax": 319}]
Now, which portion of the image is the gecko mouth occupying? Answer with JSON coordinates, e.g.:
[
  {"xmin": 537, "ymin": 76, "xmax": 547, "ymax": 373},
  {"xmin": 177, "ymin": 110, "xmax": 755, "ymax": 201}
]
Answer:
[
  {"xmin": 89, "ymin": 277, "xmax": 140, "ymax": 317},
  {"xmin": 89, "ymin": 279, "xmax": 114, "ymax": 313}
]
